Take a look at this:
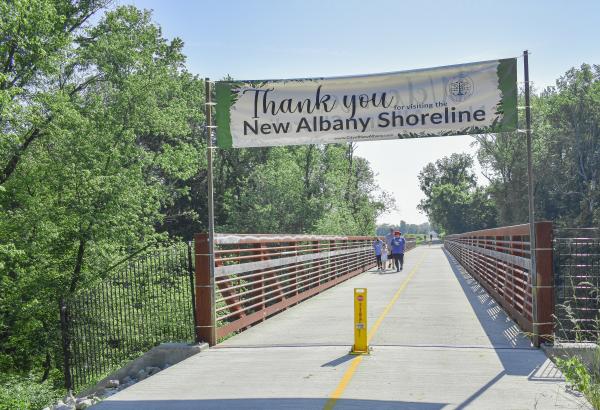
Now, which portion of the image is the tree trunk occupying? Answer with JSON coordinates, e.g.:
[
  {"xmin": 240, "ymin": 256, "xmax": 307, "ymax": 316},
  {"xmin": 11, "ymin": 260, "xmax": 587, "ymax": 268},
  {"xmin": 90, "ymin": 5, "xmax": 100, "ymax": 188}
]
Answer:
[
  {"xmin": 304, "ymin": 145, "xmax": 314, "ymax": 200},
  {"xmin": 40, "ymin": 350, "xmax": 51, "ymax": 382},
  {"xmin": 69, "ymin": 238, "xmax": 86, "ymax": 294}
]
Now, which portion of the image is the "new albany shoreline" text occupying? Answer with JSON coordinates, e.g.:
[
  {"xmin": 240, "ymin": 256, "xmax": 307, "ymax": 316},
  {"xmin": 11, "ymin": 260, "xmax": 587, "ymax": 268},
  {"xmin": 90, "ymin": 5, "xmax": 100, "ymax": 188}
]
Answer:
[{"xmin": 242, "ymin": 106, "xmax": 487, "ymax": 135}]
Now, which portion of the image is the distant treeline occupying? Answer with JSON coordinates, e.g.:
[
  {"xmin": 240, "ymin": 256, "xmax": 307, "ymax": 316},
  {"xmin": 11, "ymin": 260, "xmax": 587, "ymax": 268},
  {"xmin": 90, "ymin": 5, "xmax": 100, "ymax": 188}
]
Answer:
[{"xmin": 375, "ymin": 221, "xmax": 432, "ymax": 236}]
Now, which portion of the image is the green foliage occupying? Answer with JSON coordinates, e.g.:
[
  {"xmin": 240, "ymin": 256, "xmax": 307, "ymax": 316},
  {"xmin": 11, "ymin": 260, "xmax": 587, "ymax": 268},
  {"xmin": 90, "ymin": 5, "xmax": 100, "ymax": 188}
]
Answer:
[
  {"xmin": 555, "ymin": 354, "xmax": 600, "ymax": 409},
  {"xmin": 1, "ymin": 0, "xmax": 203, "ymax": 397},
  {"xmin": 475, "ymin": 131, "xmax": 529, "ymax": 226},
  {"xmin": 424, "ymin": 63, "xmax": 600, "ymax": 233},
  {"xmin": 556, "ymin": 355, "xmax": 592, "ymax": 393},
  {"xmin": 476, "ymin": 64, "xmax": 600, "ymax": 228},
  {"xmin": 205, "ymin": 144, "xmax": 391, "ymax": 236},
  {"xmin": 535, "ymin": 64, "xmax": 600, "ymax": 227},
  {"xmin": 376, "ymin": 222, "xmax": 431, "ymax": 237},
  {"xmin": 0, "ymin": 374, "xmax": 64, "ymax": 410},
  {"xmin": 0, "ymin": 2, "xmax": 390, "ymax": 404},
  {"xmin": 66, "ymin": 243, "xmax": 194, "ymax": 390},
  {"xmin": 417, "ymin": 153, "xmax": 496, "ymax": 234}
]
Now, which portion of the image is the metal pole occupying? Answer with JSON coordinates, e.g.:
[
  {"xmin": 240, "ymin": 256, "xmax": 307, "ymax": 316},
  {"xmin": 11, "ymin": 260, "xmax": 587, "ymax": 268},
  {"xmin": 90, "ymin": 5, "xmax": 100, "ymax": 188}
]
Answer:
[
  {"xmin": 205, "ymin": 78, "xmax": 217, "ymax": 345},
  {"xmin": 59, "ymin": 299, "xmax": 73, "ymax": 391},
  {"xmin": 523, "ymin": 50, "xmax": 538, "ymax": 345}
]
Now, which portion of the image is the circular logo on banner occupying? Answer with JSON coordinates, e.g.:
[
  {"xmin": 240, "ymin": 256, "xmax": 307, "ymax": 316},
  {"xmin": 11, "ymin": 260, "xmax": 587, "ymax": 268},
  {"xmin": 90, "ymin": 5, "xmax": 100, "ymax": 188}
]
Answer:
[
  {"xmin": 447, "ymin": 74, "xmax": 474, "ymax": 102},
  {"xmin": 357, "ymin": 295, "xmax": 364, "ymax": 302}
]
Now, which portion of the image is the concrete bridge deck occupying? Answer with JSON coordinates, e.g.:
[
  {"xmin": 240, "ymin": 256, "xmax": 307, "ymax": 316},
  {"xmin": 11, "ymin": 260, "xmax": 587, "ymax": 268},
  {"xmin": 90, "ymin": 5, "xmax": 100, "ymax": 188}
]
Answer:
[{"xmin": 94, "ymin": 245, "xmax": 590, "ymax": 409}]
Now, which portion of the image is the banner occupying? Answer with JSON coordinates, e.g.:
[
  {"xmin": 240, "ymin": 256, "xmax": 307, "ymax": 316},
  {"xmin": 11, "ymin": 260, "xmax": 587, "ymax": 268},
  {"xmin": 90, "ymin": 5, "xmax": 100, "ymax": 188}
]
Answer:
[{"xmin": 215, "ymin": 59, "xmax": 517, "ymax": 148}]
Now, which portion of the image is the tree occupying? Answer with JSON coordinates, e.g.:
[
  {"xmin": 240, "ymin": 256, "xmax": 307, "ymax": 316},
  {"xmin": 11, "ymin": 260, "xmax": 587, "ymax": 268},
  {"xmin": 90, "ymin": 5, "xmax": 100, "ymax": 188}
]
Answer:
[
  {"xmin": 475, "ymin": 131, "xmax": 529, "ymax": 225},
  {"xmin": 375, "ymin": 222, "xmax": 431, "ymax": 236},
  {"xmin": 535, "ymin": 64, "xmax": 600, "ymax": 227},
  {"xmin": 0, "ymin": 3, "xmax": 204, "ymax": 386},
  {"xmin": 417, "ymin": 153, "xmax": 496, "ymax": 234},
  {"xmin": 218, "ymin": 144, "xmax": 393, "ymax": 235},
  {"xmin": 474, "ymin": 64, "xmax": 600, "ymax": 228},
  {"xmin": 0, "ymin": 0, "xmax": 111, "ymax": 185}
]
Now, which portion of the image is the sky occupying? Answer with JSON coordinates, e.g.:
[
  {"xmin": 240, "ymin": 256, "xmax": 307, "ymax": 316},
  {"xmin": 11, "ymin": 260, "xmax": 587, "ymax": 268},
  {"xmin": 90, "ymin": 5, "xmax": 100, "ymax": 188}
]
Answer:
[{"xmin": 121, "ymin": 0, "xmax": 600, "ymax": 224}]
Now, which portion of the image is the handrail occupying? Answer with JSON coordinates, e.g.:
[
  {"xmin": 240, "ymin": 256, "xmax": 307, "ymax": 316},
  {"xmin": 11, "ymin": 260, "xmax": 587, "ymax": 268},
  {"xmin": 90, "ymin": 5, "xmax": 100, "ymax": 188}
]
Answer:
[
  {"xmin": 444, "ymin": 222, "xmax": 553, "ymax": 346},
  {"xmin": 195, "ymin": 233, "xmax": 416, "ymax": 344}
]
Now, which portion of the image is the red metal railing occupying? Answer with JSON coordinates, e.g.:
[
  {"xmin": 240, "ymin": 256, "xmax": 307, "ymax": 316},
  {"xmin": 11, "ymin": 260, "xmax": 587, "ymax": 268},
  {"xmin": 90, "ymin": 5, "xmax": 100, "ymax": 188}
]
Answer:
[
  {"xmin": 444, "ymin": 222, "xmax": 553, "ymax": 346},
  {"xmin": 195, "ymin": 233, "xmax": 416, "ymax": 344}
]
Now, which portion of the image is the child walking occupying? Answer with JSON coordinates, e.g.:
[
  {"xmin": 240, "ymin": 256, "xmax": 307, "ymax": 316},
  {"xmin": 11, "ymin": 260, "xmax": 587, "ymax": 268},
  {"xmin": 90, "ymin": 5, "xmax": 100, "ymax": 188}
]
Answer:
[{"xmin": 381, "ymin": 244, "xmax": 388, "ymax": 272}]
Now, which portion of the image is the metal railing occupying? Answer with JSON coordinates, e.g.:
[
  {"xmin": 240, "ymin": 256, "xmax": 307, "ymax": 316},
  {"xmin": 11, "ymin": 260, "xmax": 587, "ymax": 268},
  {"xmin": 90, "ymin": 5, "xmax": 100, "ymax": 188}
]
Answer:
[
  {"xmin": 60, "ymin": 243, "xmax": 196, "ymax": 391},
  {"xmin": 194, "ymin": 233, "xmax": 416, "ymax": 343},
  {"xmin": 554, "ymin": 228, "xmax": 600, "ymax": 342},
  {"xmin": 444, "ymin": 222, "xmax": 553, "ymax": 346}
]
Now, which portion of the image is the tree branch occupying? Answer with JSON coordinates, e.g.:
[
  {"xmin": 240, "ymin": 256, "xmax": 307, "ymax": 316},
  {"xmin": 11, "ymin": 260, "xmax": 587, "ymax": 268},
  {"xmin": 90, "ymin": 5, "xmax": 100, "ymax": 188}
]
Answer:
[{"xmin": 0, "ymin": 126, "xmax": 44, "ymax": 185}]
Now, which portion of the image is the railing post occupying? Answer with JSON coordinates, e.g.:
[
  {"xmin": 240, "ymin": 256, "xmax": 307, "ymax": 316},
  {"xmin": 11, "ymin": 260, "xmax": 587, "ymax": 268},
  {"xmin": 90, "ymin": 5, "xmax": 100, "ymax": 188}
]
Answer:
[
  {"xmin": 533, "ymin": 221, "xmax": 554, "ymax": 346},
  {"xmin": 311, "ymin": 240, "xmax": 320, "ymax": 287},
  {"xmin": 329, "ymin": 239, "xmax": 336, "ymax": 279},
  {"xmin": 259, "ymin": 244, "xmax": 267, "ymax": 314},
  {"xmin": 187, "ymin": 241, "xmax": 198, "ymax": 343},
  {"xmin": 194, "ymin": 233, "xmax": 216, "ymax": 345},
  {"xmin": 59, "ymin": 298, "xmax": 73, "ymax": 392}
]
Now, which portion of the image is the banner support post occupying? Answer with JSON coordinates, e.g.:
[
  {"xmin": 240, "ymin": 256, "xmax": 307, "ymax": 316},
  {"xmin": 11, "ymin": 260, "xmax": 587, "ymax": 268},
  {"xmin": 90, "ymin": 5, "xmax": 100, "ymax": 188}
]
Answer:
[
  {"xmin": 205, "ymin": 78, "xmax": 217, "ymax": 345},
  {"xmin": 523, "ymin": 50, "xmax": 539, "ymax": 346}
]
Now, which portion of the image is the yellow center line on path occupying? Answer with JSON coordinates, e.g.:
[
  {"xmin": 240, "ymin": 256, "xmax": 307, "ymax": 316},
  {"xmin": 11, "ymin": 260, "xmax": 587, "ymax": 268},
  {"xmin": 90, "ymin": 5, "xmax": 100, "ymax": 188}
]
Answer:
[{"xmin": 323, "ymin": 255, "xmax": 425, "ymax": 410}]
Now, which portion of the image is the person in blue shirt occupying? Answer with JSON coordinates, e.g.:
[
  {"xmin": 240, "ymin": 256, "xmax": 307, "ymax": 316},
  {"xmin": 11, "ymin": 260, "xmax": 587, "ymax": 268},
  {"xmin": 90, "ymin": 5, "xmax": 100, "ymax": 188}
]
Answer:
[
  {"xmin": 373, "ymin": 238, "xmax": 384, "ymax": 271},
  {"xmin": 390, "ymin": 231, "xmax": 406, "ymax": 272}
]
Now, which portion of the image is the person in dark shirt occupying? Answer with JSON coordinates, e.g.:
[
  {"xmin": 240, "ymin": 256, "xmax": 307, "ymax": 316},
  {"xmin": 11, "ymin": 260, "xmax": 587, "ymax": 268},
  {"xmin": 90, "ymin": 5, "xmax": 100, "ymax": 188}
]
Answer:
[
  {"xmin": 385, "ymin": 228, "xmax": 394, "ymax": 269},
  {"xmin": 390, "ymin": 231, "xmax": 406, "ymax": 272}
]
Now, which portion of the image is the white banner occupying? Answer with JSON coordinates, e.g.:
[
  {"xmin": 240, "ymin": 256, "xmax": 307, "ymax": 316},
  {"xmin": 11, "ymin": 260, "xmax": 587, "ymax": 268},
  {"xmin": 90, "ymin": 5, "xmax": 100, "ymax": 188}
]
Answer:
[{"xmin": 215, "ymin": 59, "xmax": 517, "ymax": 148}]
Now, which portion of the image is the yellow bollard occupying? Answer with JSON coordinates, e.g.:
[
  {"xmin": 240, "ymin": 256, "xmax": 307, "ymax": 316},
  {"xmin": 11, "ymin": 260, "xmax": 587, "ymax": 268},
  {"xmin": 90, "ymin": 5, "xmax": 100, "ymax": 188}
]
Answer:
[{"xmin": 350, "ymin": 288, "xmax": 370, "ymax": 355}]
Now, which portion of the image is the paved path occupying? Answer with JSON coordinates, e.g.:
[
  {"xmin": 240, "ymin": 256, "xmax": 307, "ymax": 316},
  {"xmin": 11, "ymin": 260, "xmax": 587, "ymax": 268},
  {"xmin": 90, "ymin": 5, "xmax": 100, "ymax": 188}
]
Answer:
[{"xmin": 94, "ymin": 245, "xmax": 590, "ymax": 409}]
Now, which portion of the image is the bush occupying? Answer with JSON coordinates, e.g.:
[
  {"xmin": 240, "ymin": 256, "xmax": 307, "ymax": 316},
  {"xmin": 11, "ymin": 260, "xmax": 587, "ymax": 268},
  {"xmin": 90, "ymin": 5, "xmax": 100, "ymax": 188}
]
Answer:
[{"xmin": 0, "ymin": 374, "xmax": 63, "ymax": 410}]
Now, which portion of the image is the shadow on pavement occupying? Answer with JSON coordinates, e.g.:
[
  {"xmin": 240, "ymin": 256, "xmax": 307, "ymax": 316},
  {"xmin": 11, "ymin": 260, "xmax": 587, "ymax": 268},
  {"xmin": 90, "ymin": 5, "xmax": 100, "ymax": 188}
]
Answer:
[
  {"xmin": 321, "ymin": 353, "xmax": 354, "ymax": 367},
  {"xmin": 440, "ymin": 248, "xmax": 575, "ymax": 408},
  {"xmin": 92, "ymin": 398, "xmax": 447, "ymax": 410},
  {"xmin": 442, "ymin": 248, "xmax": 563, "ymax": 380}
]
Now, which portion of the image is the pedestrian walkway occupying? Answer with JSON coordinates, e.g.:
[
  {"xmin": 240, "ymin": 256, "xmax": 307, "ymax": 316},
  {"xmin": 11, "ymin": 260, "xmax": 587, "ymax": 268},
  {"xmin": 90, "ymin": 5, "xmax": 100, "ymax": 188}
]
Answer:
[{"xmin": 94, "ymin": 245, "xmax": 590, "ymax": 409}]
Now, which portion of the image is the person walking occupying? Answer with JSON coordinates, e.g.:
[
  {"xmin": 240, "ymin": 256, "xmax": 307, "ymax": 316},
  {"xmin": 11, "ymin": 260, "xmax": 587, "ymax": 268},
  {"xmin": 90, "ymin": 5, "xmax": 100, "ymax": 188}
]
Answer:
[
  {"xmin": 390, "ymin": 231, "xmax": 406, "ymax": 272},
  {"xmin": 373, "ymin": 237, "xmax": 384, "ymax": 272},
  {"xmin": 385, "ymin": 228, "xmax": 395, "ymax": 269},
  {"xmin": 381, "ymin": 243, "xmax": 388, "ymax": 272}
]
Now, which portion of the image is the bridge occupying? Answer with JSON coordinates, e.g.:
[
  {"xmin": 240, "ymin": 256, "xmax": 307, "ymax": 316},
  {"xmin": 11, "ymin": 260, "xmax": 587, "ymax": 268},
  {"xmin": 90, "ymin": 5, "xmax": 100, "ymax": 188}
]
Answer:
[{"xmin": 89, "ymin": 223, "xmax": 591, "ymax": 409}]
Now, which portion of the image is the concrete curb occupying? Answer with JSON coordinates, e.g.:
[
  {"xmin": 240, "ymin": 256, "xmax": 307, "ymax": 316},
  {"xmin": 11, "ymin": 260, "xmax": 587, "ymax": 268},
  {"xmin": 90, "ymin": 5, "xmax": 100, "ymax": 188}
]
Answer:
[
  {"xmin": 79, "ymin": 342, "xmax": 209, "ymax": 397},
  {"xmin": 542, "ymin": 342, "xmax": 600, "ymax": 371}
]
